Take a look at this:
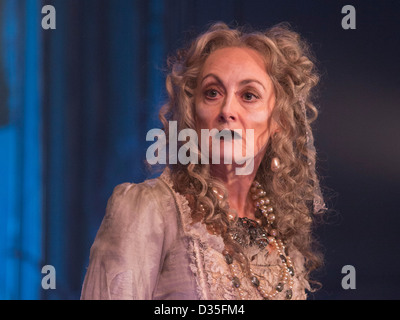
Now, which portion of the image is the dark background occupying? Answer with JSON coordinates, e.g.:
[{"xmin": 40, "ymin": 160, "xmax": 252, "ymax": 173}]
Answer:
[{"xmin": 0, "ymin": 0, "xmax": 399, "ymax": 299}]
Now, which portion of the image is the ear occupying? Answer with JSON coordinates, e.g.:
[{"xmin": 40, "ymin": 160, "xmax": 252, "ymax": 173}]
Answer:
[
  {"xmin": 267, "ymin": 93, "xmax": 280, "ymax": 136},
  {"xmin": 269, "ymin": 117, "xmax": 281, "ymax": 137}
]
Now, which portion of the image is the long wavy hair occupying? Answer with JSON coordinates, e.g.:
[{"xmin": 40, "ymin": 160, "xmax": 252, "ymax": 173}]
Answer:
[{"xmin": 158, "ymin": 22, "xmax": 325, "ymax": 290}]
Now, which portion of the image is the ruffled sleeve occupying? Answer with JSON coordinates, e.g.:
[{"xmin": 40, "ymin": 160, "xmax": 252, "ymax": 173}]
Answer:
[{"xmin": 81, "ymin": 182, "xmax": 167, "ymax": 300}]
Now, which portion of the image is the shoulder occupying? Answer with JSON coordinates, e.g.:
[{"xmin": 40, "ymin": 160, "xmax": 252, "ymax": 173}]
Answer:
[
  {"xmin": 91, "ymin": 175, "xmax": 179, "ymax": 254},
  {"xmin": 83, "ymin": 175, "xmax": 179, "ymax": 299},
  {"xmin": 104, "ymin": 176, "xmax": 173, "ymax": 222}
]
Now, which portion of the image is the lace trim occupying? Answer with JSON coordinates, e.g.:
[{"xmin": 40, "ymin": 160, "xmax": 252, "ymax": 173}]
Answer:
[
  {"xmin": 158, "ymin": 168, "xmax": 309, "ymax": 300},
  {"xmin": 159, "ymin": 169, "xmax": 222, "ymax": 300}
]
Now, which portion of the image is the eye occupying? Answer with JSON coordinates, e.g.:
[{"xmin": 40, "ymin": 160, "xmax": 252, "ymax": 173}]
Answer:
[
  {"xmin": 242, "ymin": 92, "xmax": 259, "ymax": 101},
  {"xmin": 204, "ymin": 89, "xmax": 221, "ymax": 100}
]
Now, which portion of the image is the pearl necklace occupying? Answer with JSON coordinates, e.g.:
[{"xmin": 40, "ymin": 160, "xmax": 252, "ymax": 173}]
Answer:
[{"xmin": 208, "ymin": 181, "xmax": 295, "ymax": 300}]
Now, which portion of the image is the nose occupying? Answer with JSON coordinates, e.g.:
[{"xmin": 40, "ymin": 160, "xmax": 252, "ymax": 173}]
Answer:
[{"xmin": 218, "ymin": 94, "xmax": 238, "ymax": 124}]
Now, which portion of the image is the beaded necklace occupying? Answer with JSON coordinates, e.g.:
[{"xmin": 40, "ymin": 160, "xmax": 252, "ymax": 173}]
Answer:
[{"xmin": 209, "ymin": 180, "xmax": 295, "ymax": 300}]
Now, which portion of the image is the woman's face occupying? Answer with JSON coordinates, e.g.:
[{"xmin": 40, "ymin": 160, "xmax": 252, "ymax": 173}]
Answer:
[{"xmin": 194, "ymin": 46, "xmax": 277, "ymax": 167}]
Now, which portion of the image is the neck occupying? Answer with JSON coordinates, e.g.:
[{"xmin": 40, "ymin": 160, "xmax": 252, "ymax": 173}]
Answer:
[{"xmin": 210, "ymin": 155, "xmax": 263, "ymax": 219}]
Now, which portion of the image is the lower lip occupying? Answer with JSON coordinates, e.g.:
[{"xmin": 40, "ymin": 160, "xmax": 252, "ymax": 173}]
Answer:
[{"xmin": 217, "ymin": 129, "xmax": 242, "ymax": 140}]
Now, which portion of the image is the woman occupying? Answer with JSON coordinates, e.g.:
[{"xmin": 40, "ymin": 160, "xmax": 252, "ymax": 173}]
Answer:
[{"xmin": 81, "ymin": 22, "xmax": 326, "ymax": 300}]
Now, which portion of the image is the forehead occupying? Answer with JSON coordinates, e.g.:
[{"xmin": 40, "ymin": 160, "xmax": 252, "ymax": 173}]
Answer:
[{"xmin": 200, "ymin": 47, "xmax": 268, "ymax": 80}]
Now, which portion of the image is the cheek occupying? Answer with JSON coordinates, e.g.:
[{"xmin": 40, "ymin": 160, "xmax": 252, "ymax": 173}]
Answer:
[
  {"xmin": 247, "ymin": 108, "xmax": 269, "ymax": 125},
  {"xmin": 195, "ymin": 103, "xmax": 214, "ymax": 129},
  {"xmin": 246, "ymin": 110, "xmax": 272, "ymax": 147}
]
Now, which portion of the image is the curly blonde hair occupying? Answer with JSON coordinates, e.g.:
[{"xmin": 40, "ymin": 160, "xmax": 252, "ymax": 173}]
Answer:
[{"xmin": 158, "ymin": 22, "xmax": 325, "ymax": 290}]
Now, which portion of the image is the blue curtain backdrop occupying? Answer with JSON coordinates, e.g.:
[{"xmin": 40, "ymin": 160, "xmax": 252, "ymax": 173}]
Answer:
[
  {"xmin": 0, "ymin": 0, "xmax": 399, "ymax": 300},
  {"xmin": 41, "ymin": 0, "xmax": 169, "ymax": 299},
  {"xmin": 0, "ymin": 0, "xmax": 42, "ymax": 299}
]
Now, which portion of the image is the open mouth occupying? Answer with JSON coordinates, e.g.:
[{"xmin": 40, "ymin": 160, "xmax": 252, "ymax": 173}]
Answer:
[{"xmin": 218, "ymin": 129, "xmax": 242, "ymax": 140}]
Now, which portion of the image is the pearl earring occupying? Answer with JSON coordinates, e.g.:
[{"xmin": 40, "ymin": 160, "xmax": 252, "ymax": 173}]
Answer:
[{"xmin": 271, "ymin": 157, "xmax": 281, "ymax": 172}]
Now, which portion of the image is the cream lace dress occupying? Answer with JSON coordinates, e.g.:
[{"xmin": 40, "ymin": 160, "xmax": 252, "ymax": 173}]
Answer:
[{"xmin": 81, "ymin": 169, "xmax": 310, "ymax": 300}]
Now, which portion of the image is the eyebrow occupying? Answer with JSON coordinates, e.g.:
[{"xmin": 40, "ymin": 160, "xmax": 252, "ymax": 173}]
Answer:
[
  {"xmin": 201, "ymin": 73, "xmax": 266, "ymax": 91},
  {"xmin": 240, "ymin": 79, "xmax": 266, "ymax": 90},
  {"xmin": 201, "ymin": 73, "xmax": 223, "ymax": 86}
]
